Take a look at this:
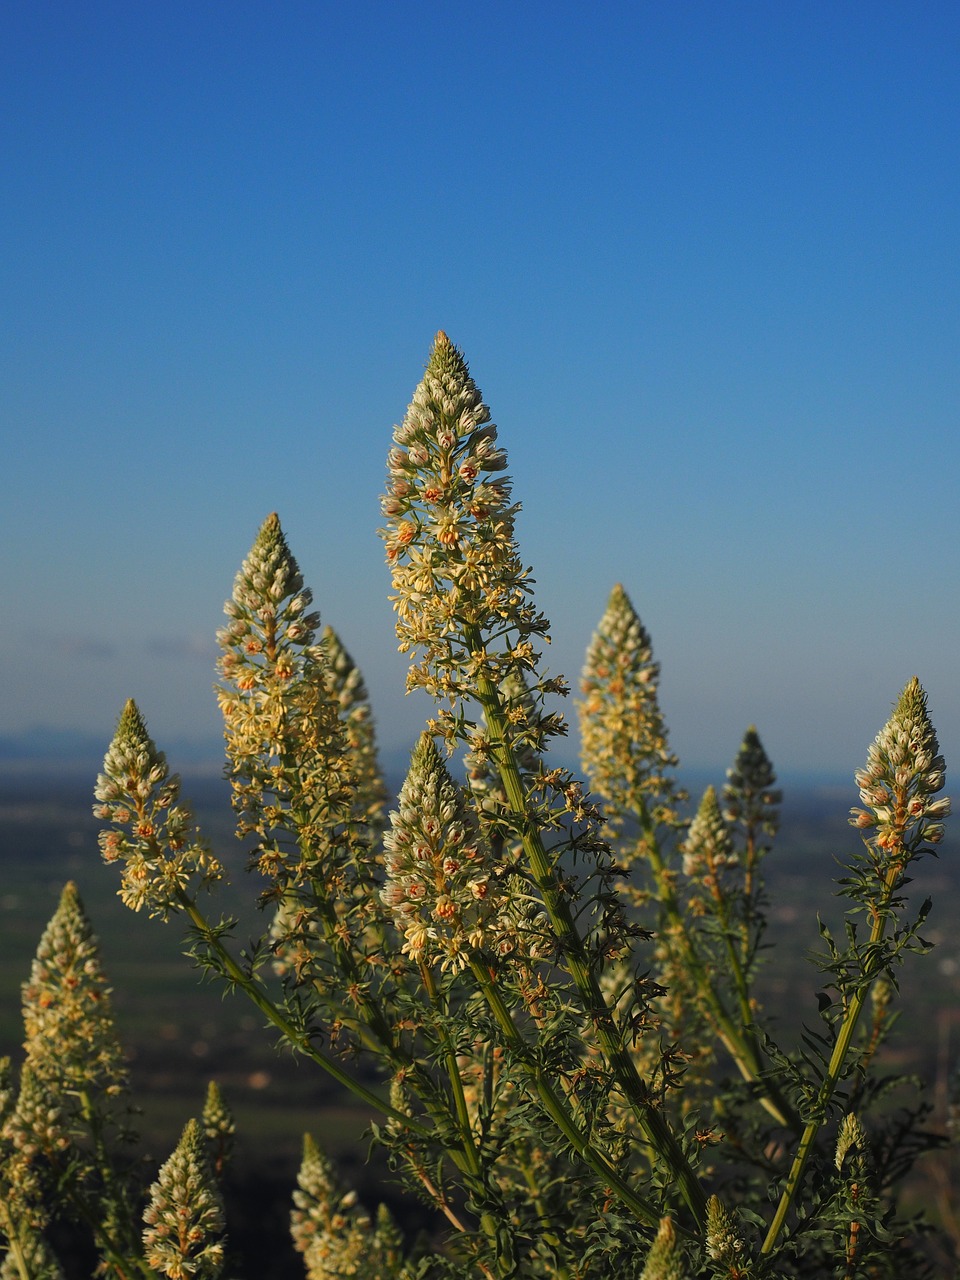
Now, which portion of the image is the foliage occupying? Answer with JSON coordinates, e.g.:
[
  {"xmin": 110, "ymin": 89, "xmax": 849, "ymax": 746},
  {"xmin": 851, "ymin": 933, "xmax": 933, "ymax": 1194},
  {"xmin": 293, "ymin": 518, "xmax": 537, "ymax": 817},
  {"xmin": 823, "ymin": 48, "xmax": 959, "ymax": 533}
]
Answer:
[{"xmin": 0, "ymin": 332, "xmax": 954, "ymax": 1277}]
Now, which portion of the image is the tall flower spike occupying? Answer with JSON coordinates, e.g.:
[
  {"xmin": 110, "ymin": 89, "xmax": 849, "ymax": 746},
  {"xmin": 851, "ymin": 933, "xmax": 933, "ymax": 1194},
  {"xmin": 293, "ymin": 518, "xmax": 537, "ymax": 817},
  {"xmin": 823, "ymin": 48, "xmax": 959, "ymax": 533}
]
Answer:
[
  {"xmin": 850, "ymin": 677, "xmax": 950, "ymax": 861},
  {"xmin": 290, "ymin": 1134, "xmax": 402, "ymax": 1280},
  {"xmin": 704, "ymin": 1194, "xmax": 749, "ymax": 1270},
  {"xmin": 835, "ymin": 1112, "xmax": 868, "ymax": 1172},
  {"xmin": 722, "ymin": 726, "xmax": 781, "ymax": 837},
  {"xmin": 639, "ymin": 1217, "xmax": 688, "ymax": 1280},
  {"xmin": 217, "ymin": 514, "xmax": 357, "ymax": 882},
  {"xmin": 201, "ymin": 1082, "xmax": 235, "ymax": 1180},
  {"xmin": 681, "ymin": 787, "xmax": 738, "ymax": 882},
  {"xmin": 382, "ymin": 733, "xmax": 507, "ymax": 971},
  {"xmin": 380, "ymin": 332, "xmax": 550, "ymax": 717},
  {"xmin": 579, "ymin": 584, "xmax": 682, "ymax": 831},
  {"xmin": 6, "ymin": 1064, "xmax": 69, "ymax": 1162},
  {"xmin": 217, "ymin": 512, "xmax": 319, "ymax": 696},
  {"xmin": 95, "ymin": 701, "xmax": 223, "ymax": 917},
  {"xmin": 321, "ymin": 624, "xmax": 389, "ymax": 830},
  {"xmin": 143, "ymin": 1118, "xmax": 225, "ymax": 1280},
  {"xmin": 21, "ymin": 882, "xmax": 126, "ymax": 1099}
]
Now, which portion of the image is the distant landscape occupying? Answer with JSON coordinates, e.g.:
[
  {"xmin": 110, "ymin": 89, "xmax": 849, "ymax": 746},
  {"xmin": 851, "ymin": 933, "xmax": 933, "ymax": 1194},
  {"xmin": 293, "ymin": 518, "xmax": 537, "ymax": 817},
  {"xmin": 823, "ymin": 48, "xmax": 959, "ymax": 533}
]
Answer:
[{"xmin": 2, "ymin": 760, "xmax": 958, "ymax": 1276}]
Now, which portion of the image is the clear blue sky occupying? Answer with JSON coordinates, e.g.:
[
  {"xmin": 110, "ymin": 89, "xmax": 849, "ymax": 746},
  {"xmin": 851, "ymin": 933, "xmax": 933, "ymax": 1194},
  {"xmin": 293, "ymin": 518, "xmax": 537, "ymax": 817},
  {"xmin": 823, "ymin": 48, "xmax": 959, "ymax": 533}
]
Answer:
[{"xmin": 2, "ymin": 1, "xmax": 958, "ymax": 784}]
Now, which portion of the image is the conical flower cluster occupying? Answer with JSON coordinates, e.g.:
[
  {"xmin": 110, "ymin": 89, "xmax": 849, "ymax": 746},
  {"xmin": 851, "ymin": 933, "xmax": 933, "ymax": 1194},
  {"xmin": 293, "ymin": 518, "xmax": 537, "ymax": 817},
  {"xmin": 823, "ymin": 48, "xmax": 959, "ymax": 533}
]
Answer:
[
  {"xmin": 579, "ymin": 583, "xmax": 680, "ymax": 826},
  {"xmin": 383, "ymin": 734, "xmax": 505, "ymax": 970},
  {"xmin": 217, "ymin": 511, "xmax": 321, "ymax": 697},
  {"xmin": 681, "ymin": 787, "xmax": 738, "ymax": 884},
  {"xmin": 201, "ymin": 1082, "xmax": 234, "ymax": 1180},
  {"xmin": 290, "ymin": 1134, "xmax": 403, "ymax": 1280},
  {"xmin": 95, "ymin": 701, "xmax": 222, "ymax": 917},
  {"xmin": 640, "ymin": 1216, "xmax": 688, "ymax": 1280},
  {"xmin": 704, "ymin": 1194, "xmax": 749, "ymax": 1271},
  {"xmin": 216, "ymin": 514, "xmax": 356, "ymax": 882},
  {"xmin": 722, "ymin": 726, "xmax": 781, "ymax": 837},
  {"xmin": 834, "ymin": 1112, "xmax": 868, "ymax": 1173},
  {"xmin": 321, "ymin": 625, "xmax": 389, "ymax": 830},
  {"xmin": 850, "ymin": 677, "xmax": 949, "ymax": 860},
  {"xmin": 142, "ymin": 1118, "xmax": 225, "ymax": 1279},
  {"xmin": 3, "ymin": 1063, "xmax": 68, "ymax": 1180},
  {"xmin": 380, "ymin": 332, "xmax": 549, "ymax": 710},
  {"xmin": 21, "ymin": 882, "xmax": 126, "ymax": 1097}
]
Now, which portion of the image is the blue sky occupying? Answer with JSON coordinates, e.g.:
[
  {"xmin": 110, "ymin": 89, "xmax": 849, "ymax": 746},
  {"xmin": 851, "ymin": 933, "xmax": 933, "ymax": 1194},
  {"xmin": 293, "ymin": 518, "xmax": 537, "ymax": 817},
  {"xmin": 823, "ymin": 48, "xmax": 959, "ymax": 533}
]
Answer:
[{"xmin": 2, "ymin": 1, "xmax": 958, "ymax": 784}]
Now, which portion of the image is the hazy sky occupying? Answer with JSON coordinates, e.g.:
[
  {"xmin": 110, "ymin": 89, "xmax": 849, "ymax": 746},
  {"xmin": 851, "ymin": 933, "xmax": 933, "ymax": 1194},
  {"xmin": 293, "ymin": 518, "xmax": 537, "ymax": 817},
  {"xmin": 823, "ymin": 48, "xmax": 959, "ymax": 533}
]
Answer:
[{"xmin": 3, "ymin": 2, "xmax": 958, "ymax": 785}]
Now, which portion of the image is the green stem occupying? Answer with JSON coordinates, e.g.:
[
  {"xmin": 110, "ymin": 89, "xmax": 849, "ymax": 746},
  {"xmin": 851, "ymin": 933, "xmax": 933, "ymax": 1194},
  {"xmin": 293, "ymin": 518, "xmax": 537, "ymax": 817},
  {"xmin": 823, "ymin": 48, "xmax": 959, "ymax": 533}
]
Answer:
[
  {"xmin": 0, "ymin": 1204, "xmax": 32, "ymax": 1280},
  {"xmin": 468, "ymin": 955, "xmax": 670, "ymax": 1232},
  {"xmin": 638, "ymin": 809, "xmax": 798, "ymax": 1131},
  {"xmin": 760, "ymin": 862, "xmax": 900, "ymax": 1255},
  {"xmin": 420, "ymin": 964, "xmax": 515, "ymax": 1275},
  {"xmin": 176, "ymin": 890, "xmax": 432, "ymax": 1138},
  {"xmin": 76, "ymin": 1087, "xmax": 151, "ymax": 1274},
  {"xmin": 468, "ymin": 643, "xmax": 706, "ymax": 1227}
]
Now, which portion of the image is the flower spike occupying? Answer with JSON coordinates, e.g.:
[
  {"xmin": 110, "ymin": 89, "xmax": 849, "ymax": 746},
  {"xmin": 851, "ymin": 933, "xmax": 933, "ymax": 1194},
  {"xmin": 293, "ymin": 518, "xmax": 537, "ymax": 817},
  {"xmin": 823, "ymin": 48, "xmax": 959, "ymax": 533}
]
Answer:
[
  {"xmin": 383, "ymin": 733, "xmax": 506, "ymax": 970},
  {"xmin": 380, "ymin": 331, "xmax": 549, "ymax": 713},
  {"xmin": 21, "ymin": 882, "xmax": 126, "ymax": 1098},
  {"xmin": 849, "ymin": 677, "xmax": 949, "ymax": 861},
  {"xmin": 579, "ymin": 583, "xmax": 681, "ymax": 827},
  {"xmin": 95, "ymin": 701, "xmax": 222, "ymax": 917},
  {"xmin": 143, "ymin": 1118, "xmax": 226, "ymax": 1279}
]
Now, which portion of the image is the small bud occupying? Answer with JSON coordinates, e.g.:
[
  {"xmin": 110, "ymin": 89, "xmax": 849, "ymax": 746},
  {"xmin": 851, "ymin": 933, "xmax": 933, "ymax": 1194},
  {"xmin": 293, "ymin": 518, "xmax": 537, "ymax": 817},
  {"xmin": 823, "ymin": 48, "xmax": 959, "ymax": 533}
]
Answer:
[{"xmin": 639, "ymin": 1217, "xmax": 687, "ymax": 1280}]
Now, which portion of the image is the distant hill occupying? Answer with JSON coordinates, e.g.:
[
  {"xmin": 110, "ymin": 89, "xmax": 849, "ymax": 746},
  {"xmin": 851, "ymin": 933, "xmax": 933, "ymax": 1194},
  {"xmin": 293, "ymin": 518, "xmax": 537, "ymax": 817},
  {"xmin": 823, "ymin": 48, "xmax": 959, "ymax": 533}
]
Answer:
[{"xmin": 0, "ymin": 727, "xmax": 224, "ymax": 773}]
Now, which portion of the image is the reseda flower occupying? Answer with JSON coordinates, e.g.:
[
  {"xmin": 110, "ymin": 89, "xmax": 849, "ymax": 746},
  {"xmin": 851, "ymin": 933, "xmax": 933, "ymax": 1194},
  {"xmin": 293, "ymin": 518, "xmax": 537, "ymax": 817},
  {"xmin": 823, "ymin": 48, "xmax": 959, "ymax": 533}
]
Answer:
[
  {"xmin": 291, "ymin": 1134, "xmax": 403, "ymax": 1280},
  {"xmin": 216, "ymin": 512, "xmax": 322, "ymax": 695},
  {"xmin": 216, "ymin": 515, "xmax": 358, "ymax": 883},
  {"xmin": 722, "ymin": 726, "xmax": 781, "ymax": 836},
  {"xmin": 835, "ymin": 1112, "xmax": 868, "ymax": 1172},
  {"xmin": 579, "ymin": 584, "xmax": 681, "ymax": 827},
  {"xmin": 21, "ymin": 882, "xmax": 126, "ymax": 1098},
  {"xmin": 849, "ymin": 677, "xmax": 950, "ymax": 860},
  {"xmin": 380, "ymin": 332, "xmax": 549, "ymax": 709},
  {"xmin": 681, "ymin": 787, "xmax": 738, "ymax": 883},
  {"xmin": 201, "ymin": 1081, "xmax": 235, "ymax": 1179},
  {"xmin": 95, "ymin": 701, "xmax": 223, "ymax": 917},
  {"xmin": 5, "ymin": 1064, "xmax": 69, "ymax": 1162},
  {"xmin": 321, "ymin": 624, "xmax": 389, "ymax": 830},
  {"xmin": 705, "ymin": 1194, "xmax": 748, "ymax": 1270},
  {"xmin": 143, "ymin": 1118, "xmax": 225, "ymax": 1279},
  {"xmin": 382, "ymin": 733, "xmax": 502, "ymax": 969}
]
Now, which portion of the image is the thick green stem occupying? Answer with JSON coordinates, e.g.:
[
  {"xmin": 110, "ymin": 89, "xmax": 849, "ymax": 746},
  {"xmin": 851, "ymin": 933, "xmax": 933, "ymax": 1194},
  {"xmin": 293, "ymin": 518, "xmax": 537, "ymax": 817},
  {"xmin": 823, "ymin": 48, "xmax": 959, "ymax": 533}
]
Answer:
[
  {"xmin": 468, "ymin": 647, "xmax": 706, "ymax": 1227},
  {"xmin": 760, "ymin": 863, "xmax": 901, "ymax": 1255},
  {"xmin": 0, "ymin": 1205, "xmax": 32, "ymax": 1280},
  {"xmin": 468, "ymin": 955, "xmax": 670, "ymax": 1232}
]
